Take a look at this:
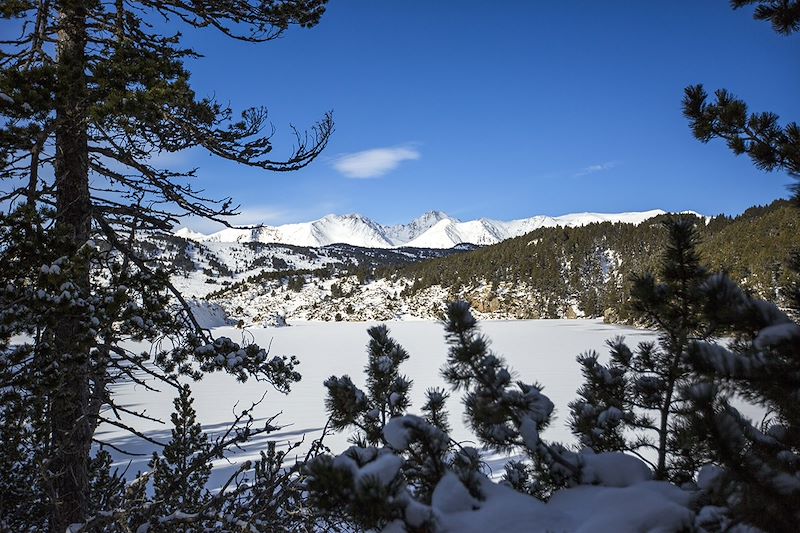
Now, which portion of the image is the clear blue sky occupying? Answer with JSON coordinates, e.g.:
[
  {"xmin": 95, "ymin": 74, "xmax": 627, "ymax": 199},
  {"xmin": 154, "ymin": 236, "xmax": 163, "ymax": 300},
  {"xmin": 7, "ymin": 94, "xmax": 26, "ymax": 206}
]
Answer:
[{"xmin": 173, "ymin": 1, "xmax": 799, "ymax": 230}]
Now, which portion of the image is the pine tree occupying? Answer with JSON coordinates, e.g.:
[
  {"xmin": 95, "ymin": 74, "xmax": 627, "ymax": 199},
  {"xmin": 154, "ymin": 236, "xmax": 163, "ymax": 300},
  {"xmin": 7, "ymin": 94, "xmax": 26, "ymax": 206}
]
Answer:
[
  {"xmin": 307, "ymin": 323, "xmax": 492, "ymax": 531},
  {"xmin": 731, "ymin": 0, "xmax": 800, "ymax": 34},
  {"xmin": 71, "ymin": 382, "xmax": 319, "ymax": 531},
  {"xmin": 78, "ymin": 385, "xmax": 217, "ymax": 532},
  {"xmin": 441, "ymin": 301, "xmax": 581, "ymax": 498},
  {"xmin": 684, "ymin": 274, "xmax": 800, "ymax": 531},
  {"xmin": 570, "ymin": 219, "xmax": 715, "ymax": 483},
  {"xmin": 324, "ymin": 324, "xmax": 413, "ymax": 446},
  {"xmin": 307, "ymin": 304, "xmax": 685, "ymax": 531},
  {"xmin": 679, "ymin": 3, "xmax": 800, "ymax": 529},
  {"xmin": 149, "ymin": 385, "xmax": 213, "ymax": 525},
  {"xmin": 0, "ymin": 1, "xmax": 330, "ymax": 530},
  {"xmin": 683, "ymin": 1, "xmax": 799, "ymax": 201},
  {"xmin": 626, "ymin": 218, "xmax": 714, "ymax": 483},
  {"xmin": 86, "ymin": 450, "xmax": 126, "ymax": 525},
  {"xmin": 568, "ymin": 341, "xmax": 631, "ymax": 453}
]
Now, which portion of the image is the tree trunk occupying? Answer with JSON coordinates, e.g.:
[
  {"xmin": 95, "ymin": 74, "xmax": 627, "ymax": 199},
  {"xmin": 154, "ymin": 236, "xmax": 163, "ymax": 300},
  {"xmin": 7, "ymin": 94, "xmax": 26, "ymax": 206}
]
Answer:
[
  {"xmin": 50, "ymin": 1, "xmax": 92, "ymax": 531},
  {"xmin": 656, "ymin": 383, "xmax": 673, "ymax": 480},
  {"xmin": 656, "ymin": 337, "xmax": 685, "ymax": 481}
]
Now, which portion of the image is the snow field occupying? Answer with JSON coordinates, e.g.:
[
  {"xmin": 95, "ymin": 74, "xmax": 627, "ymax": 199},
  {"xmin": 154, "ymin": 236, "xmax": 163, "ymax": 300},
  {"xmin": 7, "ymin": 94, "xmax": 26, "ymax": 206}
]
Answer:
[
  {"xmin": 97, "ymin": 318, "xmax": 770, "ymax": 531},
  {"xmin": 101, "ymin": 319, "xmax": 659, "ymax": 482}
]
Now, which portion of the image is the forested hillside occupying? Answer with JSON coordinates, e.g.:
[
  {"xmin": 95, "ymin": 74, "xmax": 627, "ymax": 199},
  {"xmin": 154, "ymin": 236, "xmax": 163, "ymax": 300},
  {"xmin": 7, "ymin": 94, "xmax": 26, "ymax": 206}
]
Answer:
[
  {"xmin": 376, "ymin": 199, "xmax": 799, "ymax": 322},
  {"xmin": 200, "ymin": 200, "xmax": 800, "ymax": 325},
  {"xmin": 699, "ymin": 200, "xmax": 800, "ymax": 300}
]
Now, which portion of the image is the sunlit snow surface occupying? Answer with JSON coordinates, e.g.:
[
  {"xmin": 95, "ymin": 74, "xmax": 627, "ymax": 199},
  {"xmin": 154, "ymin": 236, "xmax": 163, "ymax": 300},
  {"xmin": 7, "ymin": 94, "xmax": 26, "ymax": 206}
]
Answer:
[
  {"xmin": 101, "ymin": 319, "xmax": 770, "ymax": 530},
  {"xmin": 100, "ymin": 319, "xmax": 662, "ymax": 483}
]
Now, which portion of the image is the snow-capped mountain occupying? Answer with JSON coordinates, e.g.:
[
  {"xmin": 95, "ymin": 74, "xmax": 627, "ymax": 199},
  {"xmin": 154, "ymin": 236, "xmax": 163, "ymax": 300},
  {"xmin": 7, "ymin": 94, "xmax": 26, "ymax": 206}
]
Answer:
[
  {"xmin": 406, "ymin": 218, "xmax": 510, "ymax": 248},
  {"xmin": 176, "ymin": 214, "xmax": 392, "ymax": 248},
  {"xmin": 175, "ymin": 209, "xmax": 683, "ymax": 249},
  {"xmin": 382, "ymin": 210, "xmax": 454, "ymax": 245}
]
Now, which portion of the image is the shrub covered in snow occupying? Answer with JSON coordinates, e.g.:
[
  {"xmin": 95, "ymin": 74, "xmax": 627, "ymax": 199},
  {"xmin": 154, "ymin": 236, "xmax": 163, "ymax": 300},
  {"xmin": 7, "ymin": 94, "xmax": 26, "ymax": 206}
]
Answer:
[
  {"xmin": 307, "ymin": 218, "xmax": 800, "ymax": 532},
  {"xmin": 304, "ymin": 302, "xmax": 699, "ymax": 532},
  {"xmin": 684, "ymin": 273, "xmax": 800, "ymax": 531},
  {"xmin": 568, "ymin": 219, "xmax": 716, "ymax": 485}
]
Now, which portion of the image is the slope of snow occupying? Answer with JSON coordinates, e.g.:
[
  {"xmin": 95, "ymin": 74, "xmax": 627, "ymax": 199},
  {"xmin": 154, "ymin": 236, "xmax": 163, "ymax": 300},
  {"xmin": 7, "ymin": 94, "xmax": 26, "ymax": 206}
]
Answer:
[
  {"xmin": 174, "ymin": 227, "xmax": 208, "ymax": 241},
  {"xmin": 194, "ymin": 226, "xmax": 269, "ymax": 244},
  {"xmin": 196, "ymin": 214, "xmax": 394, "ymax": 248},
  {"xmin": 437, "ymin": 474, "xmax": 693, "ymax": 533},
  {"xmin": 177, "ymin": 208, "xmax": 698, "ymax": 249},
  {"xmin": 383, "ymin": 211, "xmax": 455, "ymax": 245},
  {"xmin": 553, "ymin": 209, "xmax": 668, "ymax": 227},
  {"xmin": 308, "ymin": 214, "xmax": 392, "ymax": 248},
  {"xmin": 406, "ymin": 218, "xmax": 510, "ymax": 248},
  {"xmin": 187, "ymin": 299, "xmax": 233, "ymax": 328}
]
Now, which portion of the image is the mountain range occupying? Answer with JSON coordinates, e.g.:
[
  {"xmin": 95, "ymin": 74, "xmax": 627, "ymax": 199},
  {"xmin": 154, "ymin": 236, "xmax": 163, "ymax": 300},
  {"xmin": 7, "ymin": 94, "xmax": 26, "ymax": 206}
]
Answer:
[
  {"xmin": 175, "ymin": 209, "xmax": 682, "ymax": 249},
  {"xmin": 190, "ymin": 200, "xmax": 798, "ymax": 326}
]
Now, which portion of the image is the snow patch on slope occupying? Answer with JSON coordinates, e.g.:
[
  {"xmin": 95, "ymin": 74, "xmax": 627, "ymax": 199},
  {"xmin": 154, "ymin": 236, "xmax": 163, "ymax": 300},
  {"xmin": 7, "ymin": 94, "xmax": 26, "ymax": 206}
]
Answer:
[
  {"xmin": 383, "ymin": 211, "xmax": 455, "ymax": 245},
  {"xmin": 187, "ymin": 299, "xmax": 233, "ymax": 328},
  {"xmin": 406, "ymin": 218, "xmax": 509, "ymax": 248}
]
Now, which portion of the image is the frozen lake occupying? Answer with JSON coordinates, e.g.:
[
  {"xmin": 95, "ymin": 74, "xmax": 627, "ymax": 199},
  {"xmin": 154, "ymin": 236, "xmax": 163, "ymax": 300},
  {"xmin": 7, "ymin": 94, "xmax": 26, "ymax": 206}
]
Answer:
[{"xmin": 100, "ymin": 318, "xmax": 661, "ymax": 483}]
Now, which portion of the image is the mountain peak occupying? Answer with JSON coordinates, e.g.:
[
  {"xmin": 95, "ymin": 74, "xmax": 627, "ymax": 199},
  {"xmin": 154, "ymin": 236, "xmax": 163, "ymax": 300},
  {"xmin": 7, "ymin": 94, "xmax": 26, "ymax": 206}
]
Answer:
[
  {"xmin": 382, "ymin": 211, "xmax": 457, "ymax": 245},
  {"xmin": 175, "ymin": 227, "xmax": 207, "ymax": 241},
  {"xmin": 323, "ymin": 213, "xmax": 369, "ymax": 221},
  {"xmin": 417, "ymin": 210, "xmax": 454, "ymax": 221}
]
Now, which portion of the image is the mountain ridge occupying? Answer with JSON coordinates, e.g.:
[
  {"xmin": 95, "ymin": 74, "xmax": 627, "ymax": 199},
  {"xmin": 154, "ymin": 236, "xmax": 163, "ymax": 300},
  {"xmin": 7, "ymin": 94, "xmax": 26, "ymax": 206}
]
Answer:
[
  {"xmin": 176, "ymin": 208, "xmax": 696, "ymax": 249},
  {"xmin": 194, "ymin": 199, "xmax": 797, "ymax": 326}
]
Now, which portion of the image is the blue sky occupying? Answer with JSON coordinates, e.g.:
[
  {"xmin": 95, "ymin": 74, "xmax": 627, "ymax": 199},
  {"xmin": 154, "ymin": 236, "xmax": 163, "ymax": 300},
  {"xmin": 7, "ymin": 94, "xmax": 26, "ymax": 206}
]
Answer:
[{"xmin": 173, "ymin": 1, "xmax": 799, "ymax": 230}]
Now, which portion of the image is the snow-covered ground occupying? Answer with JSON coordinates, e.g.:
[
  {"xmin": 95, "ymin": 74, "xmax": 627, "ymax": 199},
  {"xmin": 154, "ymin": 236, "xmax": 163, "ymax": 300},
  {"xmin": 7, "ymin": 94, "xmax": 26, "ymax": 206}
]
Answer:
[
  {"xmin": 96, "ymin": 318, "xmax": 769, "ymax": 530},
  {"xmin": 100, "ymin": 319, "xmax": 660, "ymax": 483},
  {"xmin": 211, "ymin": 273, "xmax": 591, "ymax": 326}
]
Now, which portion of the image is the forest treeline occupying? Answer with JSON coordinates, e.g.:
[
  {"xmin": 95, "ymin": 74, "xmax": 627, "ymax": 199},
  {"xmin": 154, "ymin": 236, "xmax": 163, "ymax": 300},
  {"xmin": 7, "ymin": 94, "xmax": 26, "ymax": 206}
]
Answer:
[{"xmin": 376, "ymin": 200, "xmax": 800, "ymax": 321}]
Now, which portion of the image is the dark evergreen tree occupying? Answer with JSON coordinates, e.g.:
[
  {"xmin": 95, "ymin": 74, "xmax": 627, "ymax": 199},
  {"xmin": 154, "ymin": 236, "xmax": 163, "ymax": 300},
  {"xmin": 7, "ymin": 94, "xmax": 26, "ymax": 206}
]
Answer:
[
  {"xmin": 568, "ymin": 341, "xmax": 631, "ymax": 453},
  {"xmin": 421, "ymin": 386, "xmax": 451, "ymax": 434},
  {"xmin": 683, "ymin": 1, "xmax": 799, "ymax": 201},
  {"xmin": 324, "ymin": 324, "xmax": 413, "ymax": 446},
  {"xmin": 626, "ymin": 219, "xmax": 712, "ymax": 482},
  {"xmin": 680, "ymin": 4, "xmax": 800, "ymax": 529},
  {"xmin": 683, "ymin": 83, "xmax": 799, "ymax": 197},
  {"xmin": 70, "ymin": 383, "xmax": 318, "ymax": 531},
  {"xmin": 0, "ymin": 343, "xmax": 49, "ymax": 530},
  {"xmin": 309, "ymin": 324, "xmax": 457, "ymax": 531},
  {"xmin": 86, "ymin": 450, "xmax": 127, "ymax": 523},
  {"xmin": 684, "ymin": 274, "xmax": 800, "ymax": 531},
  {"xmin": 0, "ymin": 1, "xmax": 330, "ymax": 530},
  {"xmin": 441, "ymin": 301, "xmax": 581, "ymax": 498},
  {"xmin": 306, "ymin": 303, "xmax": 672, "ymax": 531},
  {"xmin": 149, "ymin": 385, "xmax": 213, "ymax": 525},
  {"xmin": 731, "ymin": 0, "xmax": 800, "ymax": 34},
  {"xmin": 570, "ymin": 219, "xmax": 716, "ymax": 484}
]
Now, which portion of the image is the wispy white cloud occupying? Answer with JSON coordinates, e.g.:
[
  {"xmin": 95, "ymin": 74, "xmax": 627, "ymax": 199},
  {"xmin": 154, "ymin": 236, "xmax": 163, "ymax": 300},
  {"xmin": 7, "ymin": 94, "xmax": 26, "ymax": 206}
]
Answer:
[
  {"xmin": 332, "ymin": 146, "xmax": 420, "ymax": 179},
  {"xmin": 573, "ymin": 161, "xmax": 619, "ymax": 177}
]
